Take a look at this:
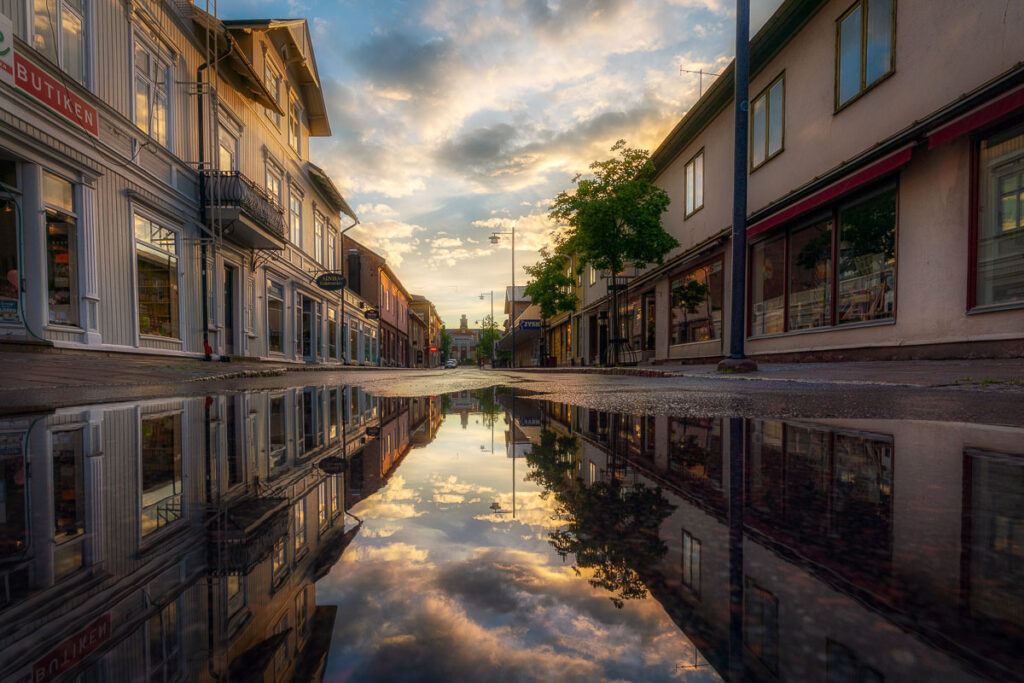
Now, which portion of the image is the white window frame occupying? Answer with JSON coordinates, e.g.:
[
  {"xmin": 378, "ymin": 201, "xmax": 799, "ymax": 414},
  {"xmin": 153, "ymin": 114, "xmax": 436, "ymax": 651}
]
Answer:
[
  {"xmin": 289, "ymin": 188, "xmax": 302, "ymax": 247},
  {"xmin": 265, "ymin": 161, "xmax": 283, "ymax": 206},
  {"xmin": 313, "ymin": 211, "xmax": 324, "ymax": 263},
  {"xmin": 132, "ymin": 211, "xmax": 182, "ymax": 341},
  {"xmin": 684, "ymin": 149, "xmax": 704, "ymax": 218},
  {"xmin": 288, "ymin": 96, "xmax": 302, "ymax": 155},
  {"xmin": 264, "ymin": 56, "xmax": 282, "ymax": 127},
  {"xmin": 31, "ymin": 0, "xmax": 87, "ymax": 85},
  {"xmin": 133, "ymin": 33, "xmax": 172, "ymax": 148}
]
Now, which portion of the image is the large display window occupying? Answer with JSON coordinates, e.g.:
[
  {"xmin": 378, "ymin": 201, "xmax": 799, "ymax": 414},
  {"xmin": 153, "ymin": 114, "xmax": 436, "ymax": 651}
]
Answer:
[
  {"xmin": 975, "ymin": 122, "xmax": 1024, "ymax": 308},
  {"xmin": 140, "ymin": 413, "xmax": 182, "ymax": 537},
  {"xmin": 44, "ymin": 172, "xmax": 79, "ymax": 328},
  {"xmin": 267, "ymin": 280, "xmax": 285, "ymax": 353},
  {"xmin": 671, "ymin": 259, "xmax": 724, "ymax": 344},
  {"xmin": 134, "ymin": 215, "xmax": 179, "ymax": 338}
]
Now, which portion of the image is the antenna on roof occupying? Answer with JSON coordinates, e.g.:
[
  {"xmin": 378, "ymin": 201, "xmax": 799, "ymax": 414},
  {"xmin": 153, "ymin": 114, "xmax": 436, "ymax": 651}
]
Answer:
[{"xmin": 680, "ymin": 66, "xmax": 723, "ymax": 98}]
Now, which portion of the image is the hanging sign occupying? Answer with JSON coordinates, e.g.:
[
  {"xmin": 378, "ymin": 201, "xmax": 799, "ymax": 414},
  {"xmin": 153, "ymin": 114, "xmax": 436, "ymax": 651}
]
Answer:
[
  {"xmin": 318, "ymin": 456, "xmax": 346, "ymax": 474},
  {"xmin": 364, "ymin": 309, "xmax": 379, "ymax": 320},
  {"xmin": 315, "ymin": 272, "xmax": 346, "ymax": 291}
]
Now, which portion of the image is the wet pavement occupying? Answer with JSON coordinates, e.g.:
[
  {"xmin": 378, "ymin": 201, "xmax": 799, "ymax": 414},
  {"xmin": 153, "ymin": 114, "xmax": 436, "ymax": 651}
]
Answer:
[{"xmin": 1, "ymin": 380, "xmax": 1022, "ymax": 682}]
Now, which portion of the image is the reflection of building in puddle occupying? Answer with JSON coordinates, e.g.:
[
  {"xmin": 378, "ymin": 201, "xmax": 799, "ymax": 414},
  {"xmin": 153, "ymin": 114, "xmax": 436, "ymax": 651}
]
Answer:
[
  {"xmin": 0, "ymin": 384, "xmax": 389, "ymax": 682},
  {"xmin": 519, "ymin": 399, "xmax": 1024, "ymax": 683}
]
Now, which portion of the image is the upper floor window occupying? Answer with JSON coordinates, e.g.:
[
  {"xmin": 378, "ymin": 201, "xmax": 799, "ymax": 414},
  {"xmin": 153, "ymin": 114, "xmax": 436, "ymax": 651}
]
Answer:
[
  {"xmin": 134, "ymin": 39, "xmax": 170, "ymax": 146},
  {"xmin": 684, "ymin": 149, "xmax": 704, "ymax": 217},
  {"xmin": 588, "ymin": 265, "xmax": 596, "ymax": 286},
  {"xmin": 314, "ymin": 212, "xmax": 324, "ymax": 263},
  {"xmin": 218, "ymin": 119, "xmax": 239, "ymax": 172},
  {"xmin": 264, "ymin": 60, "xmax": 282, "ymax": 127},
  {"xmin": 751, "ymin": 75, "xmax": 784, "ymax": 169},
  {"xmin": 33, "ymin": 0, "xmax": 85, "ymax": 84},
  {"xmin": 289, "ymin": 99, "xmax": 302, "ymax": 155},
  {"xmin": 265, "ymin": 162, "xmax": 283, "ymax": 205},
  {"xmin": 289, "ymin": 190, "xmax": 302, "ymax": 245},
  {"xmin": 327, "ymin": 230, "xmax": 337, "ymax": 271},
  {"xmin": 975, "ymin": 122, "xmax": 1024, "ymax": 309},
  {"xmin": 836, "ymin": 0, "xmax": 894, "ymax": 109}
]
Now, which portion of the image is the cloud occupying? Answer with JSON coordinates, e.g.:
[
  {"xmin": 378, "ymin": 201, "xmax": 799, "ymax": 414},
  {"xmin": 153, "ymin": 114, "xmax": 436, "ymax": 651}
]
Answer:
[
  {"xmin": 349, "ymin": 31, "xmax": 460, "ymax": 100},
  {"xmin": 356, "ymin": 203, "xmax": 401, "ymax": 220}
]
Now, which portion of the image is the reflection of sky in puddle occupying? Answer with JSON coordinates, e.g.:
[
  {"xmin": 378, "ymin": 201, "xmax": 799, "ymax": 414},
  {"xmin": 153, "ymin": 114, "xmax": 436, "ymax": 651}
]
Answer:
[{"xmin": 317, "ymin": 412, "xmax": 719, "ymax": 681}]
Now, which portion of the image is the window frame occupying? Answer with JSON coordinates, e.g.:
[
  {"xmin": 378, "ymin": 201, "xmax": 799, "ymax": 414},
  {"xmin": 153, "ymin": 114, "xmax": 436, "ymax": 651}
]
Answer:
[
  {"xmin": 133, "ymin": 212, "xmax": 182, "ymax": 341},
  {"xmin": 133, "ymin": 34, "xmax": 172, "ymax": 148},
  {"xmin": 138, "ymin": 409, "xmax": 184, "ymax": 542},
  {"xmin": 750, "ymin": 72, "xmax": 785, "ymax": 172},
  {"xmin": 684, "ymin": 148, "xmax": 705, "ymax": 219},
  {"xmin": 42, "ymin": 171, "xmax": 81, "ymax": 330},
  {"xmin": 31, "ymin": 0, "xmax": 87, "ymax": 85},
  {"xmin": 288, "ymin": 97, "xmax": 302, "ymax": 155},
  {"xmin": 681, "ymin": 528, "xmax": 701, "ymax": 597},
  {"xmin": 264, "ymin": 56, "xmax": 283, "ymax": 128},
  {"xmin": 834, "ymin": 0, "xmax": 897, "ymax": 113},
  {"xmin": 288, "ymin": 187, "xmax": 302, "ymax": 246}
]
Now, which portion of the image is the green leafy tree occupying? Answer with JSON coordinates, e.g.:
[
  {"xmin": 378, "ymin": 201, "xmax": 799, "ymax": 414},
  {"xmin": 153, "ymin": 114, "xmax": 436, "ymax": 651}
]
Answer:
[
  {"xmin": 551, "ymin": 140, "xmax": 676, "ymax": 364},
  {"xmin": 524, "ymin": 249, "xmax": 578, "ymax": 364},
  {"xmin": 474, "ymin": 314, "xmax": 502, "ymax": 364},
  {"xmin": 440, "ymin": 325, "xmax": 452, "ymax": 361}
]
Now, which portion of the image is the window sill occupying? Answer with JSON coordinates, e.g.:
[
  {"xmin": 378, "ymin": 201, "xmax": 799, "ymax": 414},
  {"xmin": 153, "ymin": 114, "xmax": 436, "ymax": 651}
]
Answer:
[
  {"xmin": 140, "ymin": 334, "xmax": 183, "ymax": 345},
  {"xmin": 967, "ymin": 302, "xmax": 1024, "ymax": 315},
  {"xmin": 669, "ymin": 337, "xmax": 722, "ymax": 349},
  {"xmin": 45, "ymin": 324, "xmax": 85, "ymax": 334},
  {"xmin": 747, "ymin": 317, "xmax": 895, "ymax": 341}
]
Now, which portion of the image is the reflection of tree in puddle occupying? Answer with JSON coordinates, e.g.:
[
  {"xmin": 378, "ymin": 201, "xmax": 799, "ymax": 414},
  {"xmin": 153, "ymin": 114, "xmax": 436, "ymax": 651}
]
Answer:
[{"xmin": 526, "ymin": 428, "xmax": 675, "ymax": 608}]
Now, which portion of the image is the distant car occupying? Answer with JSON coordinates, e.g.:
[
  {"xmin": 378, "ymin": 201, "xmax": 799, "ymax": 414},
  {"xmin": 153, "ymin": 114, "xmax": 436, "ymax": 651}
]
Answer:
[{"xmin": 445, "ymin": 359, "xmax": 458, "ymax": 369}]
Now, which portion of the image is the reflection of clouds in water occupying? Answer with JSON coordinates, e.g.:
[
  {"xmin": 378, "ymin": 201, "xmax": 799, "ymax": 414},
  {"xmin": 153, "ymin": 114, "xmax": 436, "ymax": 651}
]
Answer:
[
  {"xmin": 323, "ymin": 546, "xmax": 704, "ymax": 682},
  {"xmin": 430, "ymin": 473, "xmax": 495, "ymax": 496},
  {"xmin": 473, "ymin": 490, "xmax": 563, "ymax": 529},
  {"xmin": 360, "ymin": 525, "xmax": 401, "ymax": 539},
  {"xmin": 350, "ymin": 543, "xmax": 431, "ymax": 563},
  {"xmin": 378, "ymin": 474, "xmax": 419, "ymax": 502},
  {"xmin": 357, "ymin": 501, "xmax": 423, "ymax": 520},
  {"xmin": 433, "ymin": 493, "xmax": 465, "ymax": 504}
]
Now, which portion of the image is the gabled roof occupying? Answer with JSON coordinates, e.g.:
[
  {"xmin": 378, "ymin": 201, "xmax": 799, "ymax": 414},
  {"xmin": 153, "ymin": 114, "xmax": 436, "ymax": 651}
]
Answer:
[
  {"xmin": 308, "ymin": 163, "xmax": 358, "ymax": 220},
  {"xmin": 222, "ymin": 18, "xmax": 331, "ymax": 136}
]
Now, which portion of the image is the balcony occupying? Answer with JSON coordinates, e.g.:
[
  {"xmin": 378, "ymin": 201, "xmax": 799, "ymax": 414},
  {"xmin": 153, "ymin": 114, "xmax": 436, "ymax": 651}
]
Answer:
[
  {"xmin": 201, "ymin": 170, "xmax": 286, "ymax": 250},
  {"xmin": 207, "ymin": 496, "xmax": 289, "ymax": 576}
]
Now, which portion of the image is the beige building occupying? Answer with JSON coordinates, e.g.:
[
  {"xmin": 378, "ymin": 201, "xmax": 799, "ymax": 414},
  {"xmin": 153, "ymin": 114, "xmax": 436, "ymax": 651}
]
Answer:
[{"xmin": 575, "ymin": 0, "xmax": 1024, "ymax": 365}]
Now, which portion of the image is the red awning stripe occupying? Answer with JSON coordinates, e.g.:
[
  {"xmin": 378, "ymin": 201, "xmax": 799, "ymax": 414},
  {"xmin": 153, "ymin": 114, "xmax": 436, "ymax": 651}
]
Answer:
[
  {"xmin": 927, "ymin": 84, "xmax": 1024, "ymax": 150},
  {"xmin": 747, "ymin": 144, "xmax": 914, "ymax": 238}
]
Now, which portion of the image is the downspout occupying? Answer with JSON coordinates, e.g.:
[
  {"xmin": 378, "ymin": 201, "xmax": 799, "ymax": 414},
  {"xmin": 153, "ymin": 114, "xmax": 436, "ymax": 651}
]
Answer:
[{"xmin": 197, "ymin": 38, "xmax": 233, "ymax": 361}]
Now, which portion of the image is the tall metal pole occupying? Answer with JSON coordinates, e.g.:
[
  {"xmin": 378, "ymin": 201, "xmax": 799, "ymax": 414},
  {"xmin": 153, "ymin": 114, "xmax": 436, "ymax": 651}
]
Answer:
[
  {"xmin": 490, "ymin": 290, "xmax": 495, "ymax": 366},
  {"xmin": 511, "ymin": 225, "xmax": 516, "ymax": 369},
  {"xmin": 722, "ymin": 0, "xmax": 757, "ymax": 371}
]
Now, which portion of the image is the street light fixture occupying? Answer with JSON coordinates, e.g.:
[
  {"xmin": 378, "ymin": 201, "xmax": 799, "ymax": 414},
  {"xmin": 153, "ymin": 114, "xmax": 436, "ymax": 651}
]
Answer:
[{"xmin": 490, "ymin": 224, "xmax": 516, "ymax": 369}]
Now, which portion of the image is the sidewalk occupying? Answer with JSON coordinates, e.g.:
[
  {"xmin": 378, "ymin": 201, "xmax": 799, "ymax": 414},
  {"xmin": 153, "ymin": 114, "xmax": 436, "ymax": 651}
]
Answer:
[{"xmin": 509, "ymin": 358, "xmax": 1024, "ymax": 388}]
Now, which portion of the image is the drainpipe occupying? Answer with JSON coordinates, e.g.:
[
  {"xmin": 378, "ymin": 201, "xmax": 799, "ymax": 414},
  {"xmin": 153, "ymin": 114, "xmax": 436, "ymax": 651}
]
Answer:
[{"xmin": 197, "ymin": 38, "xmax": 233, "ymax": 361}]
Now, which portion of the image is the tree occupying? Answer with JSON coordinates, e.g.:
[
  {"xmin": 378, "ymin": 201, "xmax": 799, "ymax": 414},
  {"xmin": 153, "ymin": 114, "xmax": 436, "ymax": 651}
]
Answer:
[
  {"xmin": 551, "ymin": 140, "xmax": 676, "ymax": 364},
  {"xmin": 474, "ymin": 314, "xmax": 501, "ymax": 364},
  {"xmin": 440, "ymin": 325, "xmax": 452, "ymax": 361},
  {"xmin": 524, "ymin": 249, "xmax": 578, "ymax": 364}
]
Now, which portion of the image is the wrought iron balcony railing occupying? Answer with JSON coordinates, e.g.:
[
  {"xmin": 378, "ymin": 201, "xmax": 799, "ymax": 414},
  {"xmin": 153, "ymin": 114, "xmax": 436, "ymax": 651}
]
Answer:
[{"xmin": 201, "ymin": 170, "xmax": 286, "ymax": 241}]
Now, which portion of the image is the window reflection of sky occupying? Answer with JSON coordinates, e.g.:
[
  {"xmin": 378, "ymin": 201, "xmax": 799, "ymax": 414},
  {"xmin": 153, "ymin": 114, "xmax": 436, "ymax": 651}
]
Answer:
[{"xmin": 317, "ymin": 412, "xmax": 718, "ymax": 682}]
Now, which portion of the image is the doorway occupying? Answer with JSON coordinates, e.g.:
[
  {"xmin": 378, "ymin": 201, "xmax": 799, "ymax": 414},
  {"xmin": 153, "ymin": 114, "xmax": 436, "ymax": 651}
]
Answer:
[
  {"xmin": 223, "ymin": 264, "xmax": 236, "ymax": 355},
  {"xmin": 301, "ymin": 296, "xmax": 314, "ymax": 361}
]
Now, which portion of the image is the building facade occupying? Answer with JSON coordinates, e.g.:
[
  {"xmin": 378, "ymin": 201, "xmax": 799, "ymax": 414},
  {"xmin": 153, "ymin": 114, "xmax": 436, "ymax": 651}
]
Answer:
[
  {"xmin": 572, "ymin": 0, "xmax": 1024, "ymax": 365},
  {"xmin": 450, "ymin": 314, "xmax": 479, "ymax": 362},
  {"xmin": 410, "ymin": 294, "xmax": 441, "ymax": 368},
  {"xmin": 378, "ymin": 263, "xmax": 410, "ymax": 367}
]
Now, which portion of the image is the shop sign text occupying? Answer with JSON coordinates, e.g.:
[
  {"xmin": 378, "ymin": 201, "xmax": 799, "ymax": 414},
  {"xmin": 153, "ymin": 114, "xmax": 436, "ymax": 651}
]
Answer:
[
  {"xmin": 17, "ymin": 613, "xmax": 112, "ymax": 683},
  {"xmin": 14, "ymin": 52, "xmax": 98, "ymax": 136}
]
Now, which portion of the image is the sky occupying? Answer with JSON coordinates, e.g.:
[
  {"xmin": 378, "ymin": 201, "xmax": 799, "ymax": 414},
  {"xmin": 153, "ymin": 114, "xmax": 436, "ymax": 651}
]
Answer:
[{"xmin": 219, "ymin": 0, "xmax": 784, "ymax": 328}]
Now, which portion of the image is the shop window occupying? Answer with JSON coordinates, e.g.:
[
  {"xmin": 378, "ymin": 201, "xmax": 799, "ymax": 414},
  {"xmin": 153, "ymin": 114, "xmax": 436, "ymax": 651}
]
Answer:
[
  {"xmin": 301, "ymin": 388, "xmax": 321, "ymax": 454},
  {"xmin": 289, "ymin": 191, "xmax": 302, "ymax": 246},
  {"xmin": 975, "ymin": 122, "xmax": 1024, "ymax": 308},
  {"xmin": 350, "ymin": 324, "xmax": 359, "ymax": 362},
  {"xmin": 750, "ymin": 186, "xmax": 896, "ymax": 336},
  {"xmin": 267, "ymin": 280, "xmax": 285, "ymax": 353},
  {"xmin": 147, "ymin": 601, "xmax": 181, "ymax": 682},
  {"xmin": 269, "ymin": 395, "xmax": 286, "ymax": 468},
  {"xmin": 751, "ymin": 74, "xmax": 784, "ymax": 169},
  {"xmin": 681, "ymin": 529, "xmax": 701, "ymax": 597},
  {"xmin": 264, "ymin": 61, "xmax": 282, "ymax": 127},
  {"xmin": 330, "ymin": 475, "xmax": 340, "ymax": 516},
  {"xmin": 0, "ymin": 187, "xmax": 19, "ymax": 325},
  {"xmin": 293, "ymin": 498, "xmax": 306, "ymax": 554},
  {"xmin": 271, "ymin": 538, "xmax": 287, "ymax": 586},
  {"xmin": 744, "ymin": 578, "xmax": 779, "ymax": 675},
  {"xmin": 43, "ymin": 173, "xmax": 79, "ymax": 328},
  {"xmin": 669, "ymin": 417, "xmax": 724, "ymax": 493},
  {"xmin": 684, "ymin": 149, "xmax": 704, "ymax": 217},
  {"xmin": 33, "ymin": 0, "xmax": 85, "ymax": 84},
  {"xmin": 328, "ymin": 308, "xmax": 338, "ymax": 359},
  {"xmin": 671, "ymin": 259, "xmax": 724, "ymax": 344},
  {"xmin": 134, "ymin": 38, "xmax": 169, "ymax": 146},
  {"xmin": 836, "ymin": 0, "xmax": 894, "ymax": 109},
  {"xmin": 140, "ymin": 413, "xmax": 182, "ymax": 537},
  {"xmin": 1, "ymin": 434, "xmax": 28, "ymax": 561},
  {"xmin": 135, "ymin": 215, "xmax": 179, "ymax": 339},
  {"xmin": 52, "ymin": 429, "xmax": 84, "ymax": 581}
]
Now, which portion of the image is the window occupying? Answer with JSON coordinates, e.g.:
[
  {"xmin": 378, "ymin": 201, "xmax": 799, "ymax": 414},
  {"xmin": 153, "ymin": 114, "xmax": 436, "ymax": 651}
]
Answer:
[
  {"xmin": 289, "ymin": 100, "xmax": 302, "ymax": 154},
  {"xmin": 670, "ymin": 259, "xmax": 724, "ymax": 344},
  {"xmin": 750, "ymin": 186, "xmax": 895, "ymax": 335},
  {"xmin": 269, "ymin": 395, "xmax": 286, "ymax": 467},
  {"xmin": 135, "ymin": 216, "xmax": 179, "ymax": 339},
  {"xmin": 314, "ymin": 212, "xmax": 324, "ymax": 262},
  {"xmin": 684, "ymin": 150, "xmax": 704, "ymax": 217},
  {"xmin": 744, "ymin": 578, "xmax": 779, "ymax": 674},
  {"xmin": 589, "ymin": 265, "xmax": 596, "ymax": 286},
  {"xmin": 289, "ymin": 192, "xmax": 302, "ymax": 246},
  {"xmin": 751, "ymin": 75, "xmax": 784, "ymax": 169},
  {"xmin": 681, "ymin": 529, "xmax": 701, "ymax": 596},
  {"xmin": 327, "ymin": 230, "xmax": 336, "ymax": 271},
  {"xmin": 836, "ymin": 0, "xmax": 894, "ymax": 109},
  {"xmin": 43, "ymin": 172, "xmax": 79, "ymax": 327},
  {"xmin": 218, "ymin": 123, "xmax": 238, "ymax": 171},
  {"xmin": 267, "ymin": 280, "xmax": 285, "ymax": 353},
  {"xmin": 147, "ymin": 601, "xmax": 181, "ymax": 682},
  {"xmin": 0, "ymin": 161, "xmax": 19, "ymax": 325},
  {"xmin": 140, "ymin": 413, "xmax": 183, "ymax": 537},
  {"xmin": 226, "ymin": 575, "xmax": 246, "ymax": 618},
  {"xmin": 32, "ymin": 0, "xmax": 85, "ymax": 84},
  {"xmin": 976, "ymin": 122, "xmax": 1024, "ymax": 308},
  {"xmin": 264, "ymin": 60, "xmax": 282, "ymax": 126},
  {"xmin": 318, "ymin": 482, "xmax": 328, "ymax": 529},
  {"xmin": 52, "ymin": 429, "xmax": 85, "ymax": 580},
  {"xmin": 265, "ymin": 162, "xmax": 283, "ymax": 205},
  {"xmin": 330, "ymin": 475, "xmax": 340, "ymax": 516},
  {"xmin": 271, "ymin": 538, "xmax": 287, "ymax": 585},
  {"xmin": 328, "ymin": 307, "xmax": 338, "ymax": 359},
  {"xmin": 293, "ymin": 498, "xmax": 306, "ymax": 554},
  {"xmin": 273, "ymin": 613, "xmax": 291, "ymax": 679},
  {"xmin": 134, "ymin": 39, "xmax": 169, "ymax": 146},
  {"xmin": 295, "ymin": 589, "xmax": 309, "ymax": 643}
]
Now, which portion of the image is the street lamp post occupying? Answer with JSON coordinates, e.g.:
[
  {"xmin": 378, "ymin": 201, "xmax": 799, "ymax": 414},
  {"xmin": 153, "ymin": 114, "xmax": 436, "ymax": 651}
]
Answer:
[
  {"xmin": 479, "ymin": 291, "xmax": 494, "ymax": 368},
  {"xmin": 490, "ymin": 224, "xmax": 515, "ymax": 369}
]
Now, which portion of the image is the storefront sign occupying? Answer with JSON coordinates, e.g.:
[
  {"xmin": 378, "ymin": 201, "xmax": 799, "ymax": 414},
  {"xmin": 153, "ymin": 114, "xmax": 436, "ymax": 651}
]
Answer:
[
  {"xmin": 318, "ymin": 456, "xmax": 346, "ymax": 474},
  {"xmin": 0, "ymin": 14, "xmax": 13, "ymax": 86},
  {"xmin": 315, "ymin": 272, "xmax": 346, "ymax": 291},
  {"xmin": 364, "ymin": 309, "xmax": 379, "ymax": 320},
  {"xmin": 13, "ymin": 52, "xmax": 98, "ymax": 136},
  {"xmin": 18, "ymin": 613, "xmax": 111, "ymax": 683},
  {"xmin": 519, "ymin": 319, "xmax": 541, "ymax": 330},
  {"xmin": 366, "ymin": 426, "xmax": 380, "ymax": 437}
]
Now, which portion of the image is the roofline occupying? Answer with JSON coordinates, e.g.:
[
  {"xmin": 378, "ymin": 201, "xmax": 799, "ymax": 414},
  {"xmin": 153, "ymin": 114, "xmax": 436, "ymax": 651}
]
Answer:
[{"xmin": 650, "ymin": 0, "xmax": 829, "ymax": 174}]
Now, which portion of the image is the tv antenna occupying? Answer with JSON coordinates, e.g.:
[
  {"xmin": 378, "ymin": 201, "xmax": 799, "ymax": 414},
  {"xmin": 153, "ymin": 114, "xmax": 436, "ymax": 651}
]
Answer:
[{"xmin": 680, "ymin": 66, "xmax": 723, "ymax": 98}]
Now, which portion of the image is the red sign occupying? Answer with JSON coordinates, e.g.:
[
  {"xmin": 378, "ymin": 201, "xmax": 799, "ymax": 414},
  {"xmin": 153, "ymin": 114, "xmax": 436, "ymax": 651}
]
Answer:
[
  {"xmin": 15, "ymin": 52, "xmax": 98, "ymax": 136},
  {"xmin": 18, "ymin": 614, "xmax": 112, "ymax": 683}
]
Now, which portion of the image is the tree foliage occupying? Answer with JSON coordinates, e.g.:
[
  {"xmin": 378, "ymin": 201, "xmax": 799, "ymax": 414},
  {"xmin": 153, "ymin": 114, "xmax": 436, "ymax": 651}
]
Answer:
[
  {"xmin": 440, "ymin": 325, "xmax": 452, "ymax": 361},
  {"xmin": 524, "ymin": 249, "xmax": 577, "ymax": 320},
  {"xmin": 550, "ymin": 140, "xmax": 676, "ymax": 275},
  {"xmin": 474, "ymin": 314, "xmax": 502, "ymax": 362}
]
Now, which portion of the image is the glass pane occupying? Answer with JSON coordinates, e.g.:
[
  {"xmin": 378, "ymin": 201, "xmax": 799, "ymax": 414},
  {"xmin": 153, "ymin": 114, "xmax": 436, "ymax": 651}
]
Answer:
[
  {"xmin": 0, "ymin": 205, "xmax": 18, "ymax": 323},
  {"xmin": 52, "ymin": 430, "xmax": 84, "ymax": 541},
  {"xmin": 137, "ymin": 248, "xmax": 179, "ymax": 338},
  {"xmin": 33, "ymin": 0, "xmax": 57, "ymax": 63},
  {"xmin": 838, "ymin": 6, "xmax": 862, "ymax": 105},
  {"xmin": 685, "ymin": 161, "xmax": 694, "ymax": 215},
  {"xmin": 865, "ymin": 0, "xmax": 893, "ymax": 85},
  {"xmin": 61, "ymin": 7, "xmax": 84, "ymax": 83},
  {"xmin": 47, "ymin": 217, "xmax": 79, "ymax": 326},
  {"xmin": 977, "ymin": 126, "xmax": 1024, "ymax": 306},
  {"xmin": 43, "ymin": 172, "xmax": 73, "ymax": 212},
  {"xmin": 152, "ymin": 93, "xmax": 167, "ymax": 145},
  {"xmin": 837, "ymin": 188, "xmax": 896, "ymax": 324},
  {"xmin": 670, "ymin": 260, "xmax": 723, "ymax": 344},
  {"xmin": 135, "ymin": 77, "xmax": 150, "ymax": 134},
  {"xmin": 751, "ymin": 237, "xmax": 786, "ymax": 335},
  {"xmin": 135, "ymin": 43, "xmax": 149, "ymax": 77},
  {"xmin": 788, "ymin": 220, "xmax": 832, "ymax": 330},
  {"xmin": 140, "ymin": 414, "xmax": 183, "ymax": 536},
  {"xmin": 768, "ymin": 80, "xmax": 784, "ymax": 156},
  {"xmin": 751, "ymin": 94, "xmax": 767, "ymax": 167},
  {"xmin": 694, "ymin": 153, "xmax": 704, "ymax": 210}
]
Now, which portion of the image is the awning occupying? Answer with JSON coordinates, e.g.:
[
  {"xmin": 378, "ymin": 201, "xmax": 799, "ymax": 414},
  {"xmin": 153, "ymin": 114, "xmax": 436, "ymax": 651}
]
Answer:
[
  {"xmin": 748, "ymin": 143, "xmax": 914, "ymax": 238},
  {"xmin": 927, "ymin": 83, "xmax": 1024, "ymax": 150}
]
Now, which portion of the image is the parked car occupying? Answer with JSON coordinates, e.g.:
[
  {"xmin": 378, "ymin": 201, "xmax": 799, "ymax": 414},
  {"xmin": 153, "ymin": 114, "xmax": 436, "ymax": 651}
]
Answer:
[{"xmin": 445, "ymin": 359, "xmax": 458, "ymax": 369}]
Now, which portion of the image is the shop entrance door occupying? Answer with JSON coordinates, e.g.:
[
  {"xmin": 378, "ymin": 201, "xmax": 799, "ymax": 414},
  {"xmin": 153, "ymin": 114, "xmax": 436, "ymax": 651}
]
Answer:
[
  {"xmin": 223, "ymin": 265, "xmax": 236, "ymax": 355},
  {"xmin": 301, "ymin": 297, "xmax": 314, "ymax": 361}
]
